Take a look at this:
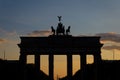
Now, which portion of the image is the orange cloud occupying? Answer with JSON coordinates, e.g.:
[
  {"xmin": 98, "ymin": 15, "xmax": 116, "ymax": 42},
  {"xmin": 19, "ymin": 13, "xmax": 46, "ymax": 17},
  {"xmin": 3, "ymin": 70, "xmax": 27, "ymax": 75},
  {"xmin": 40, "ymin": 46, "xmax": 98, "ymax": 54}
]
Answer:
[
  {"xmin": 0, "ymin": 38, "xmax": 7, "ymax": 44},
  {"xmin": 27, "ymin": 30, "xmax": 52, "ymax": 37}
]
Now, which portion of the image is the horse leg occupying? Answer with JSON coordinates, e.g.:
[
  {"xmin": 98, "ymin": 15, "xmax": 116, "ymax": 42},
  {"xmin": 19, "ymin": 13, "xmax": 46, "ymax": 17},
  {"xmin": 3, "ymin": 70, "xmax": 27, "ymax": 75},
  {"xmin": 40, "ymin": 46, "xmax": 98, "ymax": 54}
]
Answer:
[
  {"xmin": 53, "ymin": 30, "xmax": 55, "ymax": 35},
  {"xmin": 63, "ymin": 31, "xmax": 65, "ymax": 35},
  {"xmin": 66, "ymin": 30, "xmax": 68, "ymax": 35},
  {"xmin": 66, "ymin": 32, "xmax": 67, "ymax": 35},
  {"xmin": 56, "ymin": 31, "xmax": 59, "ymax": 35}
]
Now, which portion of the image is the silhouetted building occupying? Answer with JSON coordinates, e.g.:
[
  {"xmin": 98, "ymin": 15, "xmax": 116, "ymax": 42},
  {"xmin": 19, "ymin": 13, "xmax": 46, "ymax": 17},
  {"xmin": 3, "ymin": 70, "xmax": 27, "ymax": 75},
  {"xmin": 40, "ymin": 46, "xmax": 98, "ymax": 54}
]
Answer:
[
  {"xmin": 18, "ymin": 35, "xmax": 103, "ymax": 80},
  {"xmin": 18, "ymin": 17, "xmax": 103, "ymax": 80}
]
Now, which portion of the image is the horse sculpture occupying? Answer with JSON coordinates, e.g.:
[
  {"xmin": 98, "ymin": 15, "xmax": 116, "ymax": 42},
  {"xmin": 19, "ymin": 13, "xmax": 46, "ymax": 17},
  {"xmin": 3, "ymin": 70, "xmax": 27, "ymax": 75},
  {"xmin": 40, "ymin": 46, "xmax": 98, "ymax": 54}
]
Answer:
[
  {"xmin": 51, "ymin": 25, "xmax": 71, "ymax": 36},
  {"xmin": 56, "ymin": 22, "xmax": 65, "ymax": 35},
  {"xmin": 66, "ymin": 26, "xmax": 71, "ymax": 35},
  {"xmin": 51, "ymin": 26, "xmax": 55, "ymax": 35},
  {"xmin": 51, "ymin": 16, "xmax": 71, "ymax": 36}
]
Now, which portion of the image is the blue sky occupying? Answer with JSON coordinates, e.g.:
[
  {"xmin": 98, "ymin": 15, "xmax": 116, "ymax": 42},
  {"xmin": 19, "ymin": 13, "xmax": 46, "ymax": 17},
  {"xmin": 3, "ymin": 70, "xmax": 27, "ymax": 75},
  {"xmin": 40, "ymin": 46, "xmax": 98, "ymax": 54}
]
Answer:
[
  {"xmin": 1, "ymin": 0, "xmax": 120, "ymax": 35},
  {"xmin": 1, "ymin": 0, "xmax": 120, "ymax": 60}
]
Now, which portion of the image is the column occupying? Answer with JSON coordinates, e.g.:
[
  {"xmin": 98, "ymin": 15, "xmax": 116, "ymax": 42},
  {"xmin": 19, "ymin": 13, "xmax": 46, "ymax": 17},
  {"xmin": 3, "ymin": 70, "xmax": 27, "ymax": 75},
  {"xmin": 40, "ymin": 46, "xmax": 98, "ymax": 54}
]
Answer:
[
  {"xmin": 19, "ymin": 53, "xmax": 27, "ymax": 80},
  {"xmin": 80, "ymin": 54, "xmax": 86, "ymax": 70},
  {"xmin": 94, "ymin": 53, "xmax": 101, "ymax": 64},
  {"xmin": 35, "ymin": 54, "xmax": 40, "ymax": 72},
  {"xmin": 67, "ymin": 54, "xmax": 72, "ymax": 80},
  {"xmin": 49, "ymin": 54, "xmax": 54, "ymax": 80},
  {"xmin": 94, "ymin": 52, "xmax": 101, "ymax": 80},
  {"xmin": 80, "ymin": 54, "xmax": 86, "ymax": 80},
  {"xmin": 19, "ymin": 53, "xmax": 27, "ymax": 64}
]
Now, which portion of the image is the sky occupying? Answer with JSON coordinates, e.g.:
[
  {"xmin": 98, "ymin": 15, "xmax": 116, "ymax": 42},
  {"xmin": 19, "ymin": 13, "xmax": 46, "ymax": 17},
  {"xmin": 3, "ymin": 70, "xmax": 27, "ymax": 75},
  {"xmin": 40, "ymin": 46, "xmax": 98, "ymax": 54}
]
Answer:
[{"xmin": 1, "ymin": 0, "xmax": 120, "ymax": 79}]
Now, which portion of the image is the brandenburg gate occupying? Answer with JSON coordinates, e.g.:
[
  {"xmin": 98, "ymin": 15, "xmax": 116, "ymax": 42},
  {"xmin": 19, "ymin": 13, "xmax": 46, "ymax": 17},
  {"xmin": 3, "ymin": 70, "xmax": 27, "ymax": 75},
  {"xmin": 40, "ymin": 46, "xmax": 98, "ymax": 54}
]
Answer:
[{"xmin": 18, "ymin": 16, "xmax": 103, "ymax": 80}]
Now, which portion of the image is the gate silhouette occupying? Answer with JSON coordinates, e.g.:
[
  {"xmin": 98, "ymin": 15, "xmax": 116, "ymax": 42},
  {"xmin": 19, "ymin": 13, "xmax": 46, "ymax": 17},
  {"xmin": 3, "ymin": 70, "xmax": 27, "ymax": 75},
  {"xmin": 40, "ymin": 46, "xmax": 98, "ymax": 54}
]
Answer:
[
  {"xmin": 18, "ymin": 35, "xmax": 103, "ymax": 80},
  {"xmin": 18, "ymin": 16, "xmax": 103, "ymax": 80}
]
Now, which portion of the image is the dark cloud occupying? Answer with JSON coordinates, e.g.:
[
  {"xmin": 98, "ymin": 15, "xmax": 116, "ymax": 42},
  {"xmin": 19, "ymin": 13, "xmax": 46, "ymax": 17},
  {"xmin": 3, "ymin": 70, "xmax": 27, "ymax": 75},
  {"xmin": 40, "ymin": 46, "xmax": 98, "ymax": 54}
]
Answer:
[
  {"xmin": 102, "ymin": 45, "xmax": 120, "ymax": 50},
  {"xmin": 78, "ymin": 32, "xmax": 120, "ymax": 50},
  {"xmin": 95, "ymin": 32, "xmax": 120, "ymax": 43},
  {"xmin": 27, "ymin": 30, "xmax": 52, "ymax": 36},
  {"xmin": 95, "ymin": 32, "xmax": 120, "ymax": 50}
]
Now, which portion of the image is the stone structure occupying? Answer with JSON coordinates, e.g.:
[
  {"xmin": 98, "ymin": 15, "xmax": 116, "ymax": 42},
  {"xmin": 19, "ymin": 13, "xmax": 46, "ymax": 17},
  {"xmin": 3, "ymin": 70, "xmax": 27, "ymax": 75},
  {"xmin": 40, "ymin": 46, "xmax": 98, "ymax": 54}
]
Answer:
[
  {"xmin": 18, "ymin": 17, "xmax": 103, "ymax": 80},
  {"xmin": 18, "ymin": 36, "xmax": 103, "ymax": 80}
]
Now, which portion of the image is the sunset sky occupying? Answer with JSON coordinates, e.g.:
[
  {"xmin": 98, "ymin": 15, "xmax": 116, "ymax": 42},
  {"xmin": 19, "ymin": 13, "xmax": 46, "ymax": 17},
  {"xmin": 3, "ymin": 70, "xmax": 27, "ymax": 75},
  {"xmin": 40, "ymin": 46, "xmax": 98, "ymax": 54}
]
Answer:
[{"xmin": 1, "ymin": 0, "xmax": 120, "ymax": 79}]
